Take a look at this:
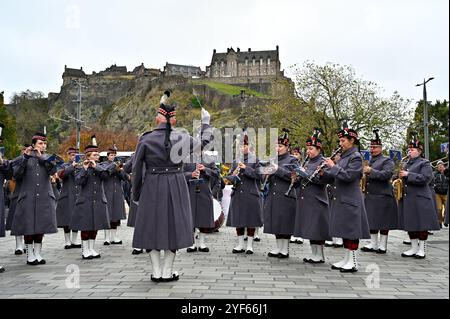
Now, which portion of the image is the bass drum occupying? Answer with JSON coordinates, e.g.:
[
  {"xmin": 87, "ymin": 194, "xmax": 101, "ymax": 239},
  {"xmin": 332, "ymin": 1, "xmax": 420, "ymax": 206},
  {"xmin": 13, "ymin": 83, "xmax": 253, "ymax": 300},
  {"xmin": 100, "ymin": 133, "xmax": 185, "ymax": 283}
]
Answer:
[{"xmin": 212, "ymin": 198, "xmax": 225, "ymax": 232}]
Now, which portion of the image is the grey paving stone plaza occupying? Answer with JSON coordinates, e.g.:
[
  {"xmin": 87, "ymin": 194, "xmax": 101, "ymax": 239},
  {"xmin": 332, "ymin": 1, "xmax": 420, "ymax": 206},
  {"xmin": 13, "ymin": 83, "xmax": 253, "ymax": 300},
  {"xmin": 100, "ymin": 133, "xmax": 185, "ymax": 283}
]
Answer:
[{"xmin": 0, "ymin": 212, "xmax": 448, "ymax": 299}]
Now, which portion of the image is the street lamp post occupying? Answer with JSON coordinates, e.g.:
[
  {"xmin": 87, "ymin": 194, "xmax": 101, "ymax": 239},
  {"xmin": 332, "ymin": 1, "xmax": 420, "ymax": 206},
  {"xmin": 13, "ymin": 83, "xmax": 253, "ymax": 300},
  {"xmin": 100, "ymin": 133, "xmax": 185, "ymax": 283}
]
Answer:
[{"xmin": 415, "ymin": 77, "xmax": 434, "ymax": 160}]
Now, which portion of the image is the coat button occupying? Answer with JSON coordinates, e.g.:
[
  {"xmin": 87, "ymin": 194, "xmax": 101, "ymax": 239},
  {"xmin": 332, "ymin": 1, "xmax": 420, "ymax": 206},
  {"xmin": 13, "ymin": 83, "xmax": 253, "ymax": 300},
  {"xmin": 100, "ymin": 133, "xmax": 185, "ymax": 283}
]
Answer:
[
  {"xmin": 37, "ymin": 193, "xmax": 39, "ymax": 196},
  {"xmin": 37, "ymin": 184, "xmax": 39, "ymax": 186},
  {"xmin": 273, "ymin": 192, "xmax": 276, "ymax": 195},
  {"xmin": 166, "ymin": 168, "xmax": 168, "ymax": 171},
  {"xmin": 301, "ymin": 197, "xmax": 304, "ymax": 199},
  {"xmin": 334, "ymin": 186, "xmax": 336, "ymax": 189}
]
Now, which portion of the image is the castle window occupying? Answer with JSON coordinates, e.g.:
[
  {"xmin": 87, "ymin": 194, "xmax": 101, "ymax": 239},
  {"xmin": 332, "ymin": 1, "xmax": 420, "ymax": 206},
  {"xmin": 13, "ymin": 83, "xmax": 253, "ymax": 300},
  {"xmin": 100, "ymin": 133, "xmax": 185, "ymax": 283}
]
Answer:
[
  {"xmin": 252, "ymin": 59, "xmax": 255, "ymax": 66},
  {"xmin": 245, "ymin": 59, "xmax": 248, "ymax": 66},
  {"xmin": 260, "ymin": 58, "xmax": 263, "ymax": 65},
  {"xmin": 268, "ymin": 58, "xmax": 271, "ymax": 65}
]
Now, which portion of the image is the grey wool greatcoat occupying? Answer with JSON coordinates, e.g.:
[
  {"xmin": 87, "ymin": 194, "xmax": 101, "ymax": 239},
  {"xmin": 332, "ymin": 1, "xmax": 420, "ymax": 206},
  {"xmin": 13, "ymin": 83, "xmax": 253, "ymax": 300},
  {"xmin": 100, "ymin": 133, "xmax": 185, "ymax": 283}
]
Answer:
[
  {"xmin": 398, "ymin": 156, "xmax": 440, "ymax": 231},
  {"xmin": 263, "ymin": 152, "xmax": 298, "ymax": 235},
  {"xmin": 123, "ymin": 155, "xmax": 138, "ymax": 228},
  {"xmin": 0, "ymin": 160, "xmax": 11, "ymax": 237},
  {"xmin": 294, "ymin": 155, "xmax": 333, "ymax": 241},
  {"xmin": 56, "ymin": 162, "xmax": 79, "ymax": 228},
  {"xmin": 6, "ymin": 156, "xmax": 22, "ymax": 231},
  {"xmin": 11, "ymin": 152, "xmax": 58, "ymax": 236},
  {"xmin": 183, "ymin": 161, "xmax": 220, "ymax": 228},
  {"xmin": 324, "ymin": 146, "xmax": 370, "ymax": 240},
  {"xmin": 364, "ymin": 154, "xmax": 398, "ymax": 230},
  {"xmin": 101, "ymin": 161, "xmax": 127, "ymax": 222},
  {"xmin": 226, "ymin": 153, "xmax": 264, "ymax": 228},
  {"xmin": 70, "ymin": 166, "xmax": 110, "ymax": 231},
  {"xmin": 131, "ymin": 123, "xmax": 213, "ymax": 251}
]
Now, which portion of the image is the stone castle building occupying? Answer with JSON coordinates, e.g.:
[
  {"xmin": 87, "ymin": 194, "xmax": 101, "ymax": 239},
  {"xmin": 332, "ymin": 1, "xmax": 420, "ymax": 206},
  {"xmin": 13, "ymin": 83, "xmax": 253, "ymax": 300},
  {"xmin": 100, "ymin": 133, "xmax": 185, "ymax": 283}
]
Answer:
[
  {"xmin": 163, "ymin": 62, "xmax": 204, "ymax": 77},
  {"xmin": 205, "ymin": 46, "xmax": 285, "ymax": 83}
]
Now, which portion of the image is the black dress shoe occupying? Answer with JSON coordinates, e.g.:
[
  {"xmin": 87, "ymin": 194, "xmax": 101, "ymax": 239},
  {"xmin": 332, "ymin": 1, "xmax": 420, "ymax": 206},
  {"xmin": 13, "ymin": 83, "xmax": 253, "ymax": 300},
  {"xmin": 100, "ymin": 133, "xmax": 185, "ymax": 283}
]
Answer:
[
  {"xmin": 187, "ymin": 247, "xmax": 197, "ymax": 253},
  {"xmin": 361, "ymin": 246, "xmax": 376, "ymax": 252},
  {"xmin": 104, "ymin": 241, "xmax": 111, "ymax": 246},
  {"xmin": 278, "ymin": 253, "xmax": 289, "ymax": 259},
  {"xmin": 91, "ymin": 254, "xmax": 101, "ymax": 259},
  {"xmin": 303, "ymin": 258, "xmax": 324, "ymax": 264},
  {"xmin": 71, "ymin": 243, "xmax": 82, "ymax": 249},
  {"xmin": 254, "ymin": 237, "xmax": 261, "ymax": 242},
  {"xmin": 132, "ymin": 249, "xmax": 143, "ymax": 255},
  {"xmin": 37, "ymin": 259, "xmax": 46, "ymax": 265},
  {"xmin": 401, "ymin": 252, "xmax": 416, "ymax": 257},
  {"xmin": 414, "ymin": 254, "xmax": 426, "ymax": 259},
  {"xmin": 376, "ymin": 249, "xmax": 387, "ymax": 254},
  {"xmin": 268, "ymin": 252, "xmax": 280, "ymax": 258},
  {"xmin": 111, "ymin": 240, "xmax": 122, "ymax": 245},
  {"xmin": 244, "ymin": 237, "xmax": 248, "ymax": 241},
  {"xmin": 324, "ymin": 243, "xmax": 334, "ymax": 247},
  {"xmin": 403, "ymin": 240, "xmax": 411, "ymax": 245},
  {"xmin": 198, "ymin": 247, "xmax": 209, "ymax": 252},
  {"xmin": 340, "ymin": 267, "xmax": 358, "ymax": 273},
  {"xmin": 145, "ymin": 249, "xmax": 151, "ymax": 253},
  {"xmin": 232, "ymin": 249, "xmax": 245, "ymax": 254},
  {"xmin": 64, "ymin": 245, "xmax": 72, "ymax": 250},
  {"xmin": 0, "ymin": 266, "xmax": 5, "ymax": 273},
  {"xmin": 245, "ymin": 250, "xmax": 254, "ymax": 254},
  {"xmin": 151, "ymin": 275, "xmax": 161, "ymax": 282},
  {"xmin": 14, "ymin": 249, "xmax": 23, "ymax": 255},
  {"xmin": 333, "ymin": 244, "xmax": 344, "ymax": 248},
  {"xmin": 27, "ymin": 260, "xmax": 39, "ymax": 266},
  {"xmin": 160, "ymin": 273, "xmax": 179, "ymax": 282},
  {"xmin": 82, "ymin": 255, "xmax": 93, "ymax": 260},
  {"xmin": 331, "ymin": 264, "xmax": 342, "ymax": 270}
]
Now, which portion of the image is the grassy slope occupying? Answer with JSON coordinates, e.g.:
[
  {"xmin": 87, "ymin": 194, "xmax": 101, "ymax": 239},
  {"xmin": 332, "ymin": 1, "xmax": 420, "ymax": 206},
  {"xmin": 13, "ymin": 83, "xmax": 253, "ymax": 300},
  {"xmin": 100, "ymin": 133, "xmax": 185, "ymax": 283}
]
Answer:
[{"xmin": 190, "ymin": 80, "xmax": 270, "ymax": 98}]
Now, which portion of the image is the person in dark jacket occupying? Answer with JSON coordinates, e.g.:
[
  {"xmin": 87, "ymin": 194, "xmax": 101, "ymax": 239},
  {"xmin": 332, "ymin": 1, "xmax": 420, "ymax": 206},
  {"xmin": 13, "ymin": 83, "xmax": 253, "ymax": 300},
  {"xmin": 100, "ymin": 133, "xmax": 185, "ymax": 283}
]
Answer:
[
  {"xmin": 6, "ymin": 144, "xmax": 30, "ymax": 255},
  {"xmin": 184, "ymin": 153, "xmax": 220, "ymax": 253},
  {"xmin": 132, "ymin": 91, "xmax": 212, "ymax": 282},
  {"xmin": 56, "ymin": 147, "xmax": 81, "ymax": 249},
  {"xmin": 360, "ymin": 130, "xmax": 398, "ymax": 254},
  {"xmin": 293, "ymin": 128, "xmax": 333, "ymax": 263},
  {"xmin": 434, "ymin": 160, "xmax": 448, "ymax": 227},
  {"xmin": 101, "ymin": 147, "xmax": 127, "ymax": 245},
  {"xmin": 264, "ymin": 129, "xmax": 298, "ymax": 258},
  {"xmin": 226, "ymin": 131, "xmax": 263, "ymax": 255},
  {"xmin": 0, "ymin": 140, "xmax": 11, "ymax": 272},
  {"xmin": 11, "ymin": 133, "xmax": 58, "ymax": 266},
  {"xmin": 323, "ymin": 123, "xmax": 370, "ymax": 273},
  {"xmin": 70, "ymin": 140, "xmax": 110, "ymax": 260},
  {"xmin": 399, "ymin": 133, "xmax": 440, "ymax": 259}
]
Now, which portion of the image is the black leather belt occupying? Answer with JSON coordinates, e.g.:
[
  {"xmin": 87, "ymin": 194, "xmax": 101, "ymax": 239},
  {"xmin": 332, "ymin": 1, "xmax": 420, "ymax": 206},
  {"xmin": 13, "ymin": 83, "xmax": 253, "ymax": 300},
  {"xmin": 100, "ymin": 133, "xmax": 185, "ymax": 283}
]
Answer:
[{"xmin": 146, "ymin": 166, "xmax": 183, "ymax": 174}]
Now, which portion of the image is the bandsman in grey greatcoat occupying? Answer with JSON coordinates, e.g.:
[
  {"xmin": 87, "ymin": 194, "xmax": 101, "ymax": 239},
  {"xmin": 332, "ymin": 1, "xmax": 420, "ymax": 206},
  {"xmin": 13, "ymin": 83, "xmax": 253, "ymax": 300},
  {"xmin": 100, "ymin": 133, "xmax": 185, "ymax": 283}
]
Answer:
[
  {"xmin": 360, "ymin": 130, "xmax": 398, "ymax": 254},
  {"xmin": 123, "ymin": 153, "xmax": 144, "ymax": 255},
  {"xmin": 288, "ymin": 144, "xmax": 304, "ymax": 245},
  {"xmin": 184, "ymin": 152, "xmax": 220, "ymax": 253},
  {"xmin": 226, "ymin": 130, "xmax": 263, "ymax": 255},
  {"xmin": 11, "ymin": 132, "xmax": 58, "ymax": 266},
  {"xmin": 264, "ymin": 129, "xmax": 298, "ymax": 259},
  {"xmin": 101, "ymin": 147, "xmax": 127, "ymax": 245},
  {"xmin": 0, "ymin": 123, "xmax": 11, "ymax": 273},
  {"xmin": 399, "ymin": 132, "xmax": 440, "ymax": 259},
  {"xmin": 56, "ymin": 147, "xmax": 81, "ymax": 249},
  {"xmin": 70, "ymin": 138, "xmax": 110, "ymax": 260},
  {"xmin": 323, "ymin": 123, "xmax": 371, "ymax": 273},
  {"xmin": 132, "ymin": 90, "xmax": 213, "ymax": 282},
  {"xmin": 5, "ymin": 144, "xmax": 30, "ymax": 255},
  {"xmin": 293, "ymin": 128, "xmax": 333, "ymax": 264}
]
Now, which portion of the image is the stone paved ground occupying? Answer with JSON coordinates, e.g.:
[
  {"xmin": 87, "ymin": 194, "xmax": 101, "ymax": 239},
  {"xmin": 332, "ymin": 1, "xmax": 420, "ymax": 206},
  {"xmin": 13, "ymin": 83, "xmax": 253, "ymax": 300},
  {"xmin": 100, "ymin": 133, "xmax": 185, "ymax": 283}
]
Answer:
[{"xmin": 0, "ymin": 211, "xmax": 448, "ymax": 299}]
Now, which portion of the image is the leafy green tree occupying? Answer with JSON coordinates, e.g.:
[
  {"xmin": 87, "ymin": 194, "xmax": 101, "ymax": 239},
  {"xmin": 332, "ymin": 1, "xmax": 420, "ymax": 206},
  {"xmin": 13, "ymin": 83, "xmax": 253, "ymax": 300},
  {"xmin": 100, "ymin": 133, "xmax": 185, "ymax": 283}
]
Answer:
[{"xmin": 407, "ymin": 100, "xmax": 449, "ymax": 161}]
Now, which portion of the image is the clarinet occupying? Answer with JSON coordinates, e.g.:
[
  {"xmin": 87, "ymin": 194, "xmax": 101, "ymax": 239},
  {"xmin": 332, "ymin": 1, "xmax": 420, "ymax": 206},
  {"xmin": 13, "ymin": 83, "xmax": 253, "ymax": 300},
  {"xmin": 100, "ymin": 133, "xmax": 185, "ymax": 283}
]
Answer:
[
  {"xmin": 302, "ymin": 147, "xmax": 342, "ymax": 187},
  {"xmin": 284, "ymin": 155, "xmax": 309, "ymax": 197}
]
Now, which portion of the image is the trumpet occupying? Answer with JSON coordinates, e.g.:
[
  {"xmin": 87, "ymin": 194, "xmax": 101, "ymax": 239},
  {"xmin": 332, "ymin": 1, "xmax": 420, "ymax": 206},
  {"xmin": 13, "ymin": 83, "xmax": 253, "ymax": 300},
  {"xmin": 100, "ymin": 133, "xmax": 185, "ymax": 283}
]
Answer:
[
  {"xmin": 392, "ymin": 155, "xmax": 409, "ymax": 202},
  {"xmin": 194, "ymin": 164, "xmax": 201, "ymax": 193},
  {"xmin": 230, "ymin": 163, "xmax": 243, "ymax": 190}
]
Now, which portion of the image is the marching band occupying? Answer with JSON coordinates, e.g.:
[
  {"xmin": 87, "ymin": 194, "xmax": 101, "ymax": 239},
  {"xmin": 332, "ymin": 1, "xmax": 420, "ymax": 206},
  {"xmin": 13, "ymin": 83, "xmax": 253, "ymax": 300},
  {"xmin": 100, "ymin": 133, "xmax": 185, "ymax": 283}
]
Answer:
[{"xmin": 0, "ymin": 91, "xmax": 448, "ymax": 281}]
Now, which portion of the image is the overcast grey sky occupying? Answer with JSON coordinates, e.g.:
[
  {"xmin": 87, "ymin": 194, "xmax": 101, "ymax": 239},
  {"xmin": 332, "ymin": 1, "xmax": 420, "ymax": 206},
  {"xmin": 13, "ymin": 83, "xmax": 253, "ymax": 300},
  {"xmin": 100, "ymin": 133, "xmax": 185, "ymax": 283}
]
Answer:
[{"xmin": 0, "ymin": 0, "xmax": 448, "ymax": 104}]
